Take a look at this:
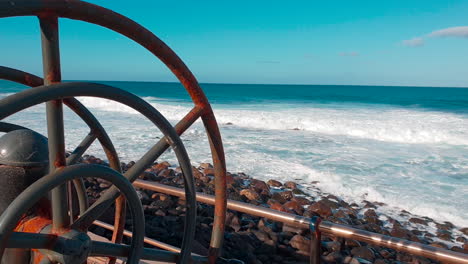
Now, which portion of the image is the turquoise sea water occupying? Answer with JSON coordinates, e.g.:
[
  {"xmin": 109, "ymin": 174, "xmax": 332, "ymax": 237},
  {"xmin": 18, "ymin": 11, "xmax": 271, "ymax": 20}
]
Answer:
[{"xmin": 1, "ymin": 80, "xmax": 467, "ymax": 227}]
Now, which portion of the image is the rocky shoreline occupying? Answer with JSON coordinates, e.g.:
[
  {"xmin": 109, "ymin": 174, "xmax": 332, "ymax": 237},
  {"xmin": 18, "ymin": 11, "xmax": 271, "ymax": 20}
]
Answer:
[{"xmin": 82, "ymin": 155, "xmax": 468, "ymax": 264}]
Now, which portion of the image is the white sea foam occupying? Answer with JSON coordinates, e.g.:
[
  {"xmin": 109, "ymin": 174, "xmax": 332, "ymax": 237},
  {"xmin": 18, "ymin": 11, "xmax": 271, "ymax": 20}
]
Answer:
[
  {"xmin": 76, "ymin": 96, "xmax": 468, "ymax": 145},
  {"xmin": 1, "ymin": 93, "xmax": 467, "ymax": 228}
]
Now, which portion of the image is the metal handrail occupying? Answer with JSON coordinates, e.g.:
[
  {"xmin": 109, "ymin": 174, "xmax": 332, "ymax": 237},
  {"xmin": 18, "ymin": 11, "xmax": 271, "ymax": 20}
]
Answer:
[{"xmin": 132, "ymin": 179, "xmax": 468, "ymax": 264}]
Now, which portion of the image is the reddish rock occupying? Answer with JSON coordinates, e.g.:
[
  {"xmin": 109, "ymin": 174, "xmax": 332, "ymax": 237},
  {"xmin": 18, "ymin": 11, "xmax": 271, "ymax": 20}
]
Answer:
[
  {"xmin": 429, "ymin": 242, "xmax": 448, "ymax": 249},
  {"xmin": 283, "ymin": 200, "xmax": 304, "ymax": 215},
  {"xmin": 269, "ymin": 201, "xmax": 292, "ymax": 213},
  {"xmin": 199, "ymin": 163, "xmax": 213, "ymax": 169},
  {"xmin": 307, "ymin": 200, "xmax": 332, "ymax": 218},
  {"xmin": 240, "ymin": 189, "xmax": 260, "ymax": 201},
  {"xmin": 289, "ymin": 235, "xmax": 310, "ymax": 252},
  {"xmin": 225, "ymin": 173, "xmax": 235, "ymax": 186},
  {"xmin": 292, "ymin": 196, "xmax": 310, "ymax": 206},
  {"xmin": 390, "ymin": 225, "xmax": 410, "ymax": 239},
  {"xmin": 151, "ymin": 162, "xmax": 170, "ymax": 173},
  {"xmin": 202, "ymin": 167, "xmax": 215, "ymax": 176},
  {"xmin": 191, "ymin": 166, "xmax": 204, "ymax": 179},
  {"xmin": 284, "ymin": 181, "xmax": 297, "ymax": 189},
  {"xmin": 267, "ymin": 179, "xmax": 282, "ymax": 187}
]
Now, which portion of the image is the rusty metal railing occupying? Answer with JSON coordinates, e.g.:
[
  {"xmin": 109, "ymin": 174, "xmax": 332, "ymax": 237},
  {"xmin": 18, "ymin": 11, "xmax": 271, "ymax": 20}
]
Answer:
[{"xmin": 131, "ymin": 179, "xmax": 468, "ymax": 264}]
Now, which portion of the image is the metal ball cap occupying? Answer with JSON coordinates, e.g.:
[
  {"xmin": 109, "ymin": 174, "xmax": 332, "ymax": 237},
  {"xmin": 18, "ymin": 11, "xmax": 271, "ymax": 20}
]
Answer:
[{"xmin": 0, "ymin": 129, "xmax": 49, "ymax": 167}]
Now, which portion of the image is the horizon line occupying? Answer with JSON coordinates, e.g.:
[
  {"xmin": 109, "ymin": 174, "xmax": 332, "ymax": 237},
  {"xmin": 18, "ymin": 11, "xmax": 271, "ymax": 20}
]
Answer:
[{"xmin": 66, "ymin": 79, "xmax": 468, "ymax": 89}]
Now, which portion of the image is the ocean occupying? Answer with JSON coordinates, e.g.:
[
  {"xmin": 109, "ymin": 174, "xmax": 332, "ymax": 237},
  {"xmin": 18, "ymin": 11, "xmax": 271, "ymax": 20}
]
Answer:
[{"xmin": 0, "ymin": 80, "xmax": 467, "ymax": 228}]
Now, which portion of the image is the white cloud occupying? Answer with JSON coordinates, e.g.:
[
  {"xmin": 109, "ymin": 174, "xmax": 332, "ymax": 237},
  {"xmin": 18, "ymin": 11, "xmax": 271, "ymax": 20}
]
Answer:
[
  {"xmin": 428, "ymin": 26, "xmax": 468, "ymax": 38},
  {"xmin": 402, "ymin": 37, "xmax": 425, "ymax": 47},
  {"xmin": 402, "ymin": 26, "xmax": 468, "ymax": 48}
]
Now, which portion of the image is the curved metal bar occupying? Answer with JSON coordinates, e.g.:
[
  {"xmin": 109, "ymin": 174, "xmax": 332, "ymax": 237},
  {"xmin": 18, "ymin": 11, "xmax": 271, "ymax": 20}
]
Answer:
[
  {"xmin": 0, "ymin": 121, "xmax": 29, "ymax": 132},
  {"xmin": 0, "ymin": 65, "xmax": 123, "ymax": 248},
  {"xmin": 0, "ymin": 164, "xmax": 145, "ymax": 264},
  {"xmin": 0, "ymin": 2, "xmax": 227, "ymax": 260},
  {"xmin": 0, "ymin": 66, "xmax": 122, "ymax": 172},
  {"xmin": 90, "ymin": 240, "xmax": 208, "ymax": 263},
  {"xmin": 0, "ymin": 82, "xmax": 197, "ymax": 263}
]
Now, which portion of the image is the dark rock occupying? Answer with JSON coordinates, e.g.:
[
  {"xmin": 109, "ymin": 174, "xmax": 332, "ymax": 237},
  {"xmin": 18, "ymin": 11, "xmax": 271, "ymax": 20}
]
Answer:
[
  {"xmin": 158, "ymin": 168, "xmax": 175, "ymax": 178},
  {"xmin": 322, "ymin": 241, "xmax": 341, "ymax": 252},
  {"xmin": 345, "ymin": 239, "xmax": 361, "ymax": 248},
  {"xmin": 292, "ymin": 188, "xmax": 306, "ymax": 195},
  {"xmin": 250, "ymin": 179, "xmax": 270, "ymax": 195},
  {"xmin": 451, "ymin": 246, "xmax": 468, "ymax": 254},
  {"xmin": 409, "ymin": 217, "xmax": 428, "ymax": 225},
  {"xmin": 456, "ymin": 236, "xmax": 466, "ymax": 243},
  {"xmin": 323, "ymin": 251, "xmax": 343, "ymax": 263},
  {"xmin": 351, "ymin": 246, "xmax": 375, "ymax": 261},
  {"xmin": 363, "ymin": 209, "xmax": 381, "ymax": 225},
  {"xmin": 436, "ymin": 230, "xmax": 453, "ymax": 241},
  {"xmin": 390, "ymin": 225, "xmax": 410, "ymax": 239},
  {"xmin": 436, "ymin": 222, "xmax": 454, "ymax": 231},
  {"xmin": 460, "ymin": 227, "xmax": 468, "ymax": 235}
]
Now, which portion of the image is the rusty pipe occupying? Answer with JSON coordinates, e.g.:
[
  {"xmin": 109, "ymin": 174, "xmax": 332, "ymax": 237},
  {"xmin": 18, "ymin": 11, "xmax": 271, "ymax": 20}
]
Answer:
[{"xmin": 133, "ymin": 179, "xmax": 468, "ymax": 264}]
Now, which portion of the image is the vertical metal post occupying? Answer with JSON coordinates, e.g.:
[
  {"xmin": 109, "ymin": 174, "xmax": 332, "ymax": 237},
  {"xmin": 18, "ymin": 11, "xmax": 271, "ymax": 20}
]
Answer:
[
  {"xmin": 39, "ymin": 16, "xmax": 70, "ymax": 230},
  {"xmin": 310, "ymin": 216, "xmax": 322, "ymax": 264}
]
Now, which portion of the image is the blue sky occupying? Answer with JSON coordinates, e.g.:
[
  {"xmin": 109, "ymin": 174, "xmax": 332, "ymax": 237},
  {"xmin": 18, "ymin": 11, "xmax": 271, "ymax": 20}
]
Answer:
[{"xmin": 1, "ymin": 0, "xmax": 467, "ymax": 87}]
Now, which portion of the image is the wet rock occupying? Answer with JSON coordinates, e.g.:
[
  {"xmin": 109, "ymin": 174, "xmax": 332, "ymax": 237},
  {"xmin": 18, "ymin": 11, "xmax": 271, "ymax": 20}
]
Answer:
[
  {"xmin": 436, "ymin": 222, "xmax": 454, "ymax": 231},
  {"xmin": 456, "ymin": 236, "xmax": 466, "ymax": 243},
  {"xmin": 436, "ymin": 230, "xmax": 453, "ymax": 241},
  {"xmin": 289, "ymin": 235, "xmax": 310, "ymax": 252},
  {"xmin": 409, "ymin": 217, "xmax": 428, "ymax": 225},
  {"xmin": 373, "ymin": 259, "xmax": 389, "ymax": 264},
  {"xmin": 364, "ymin": 209, "xmax": 381, "ymax": 225},
  {"xmin": 271, "ymin": 191, "xmax": 293, "ymax": 204},
  {"xmin": 199, "ymin": 163, "xmax": 213, "ymax": 169},
  {"xmin": 292, "ymin": 188, "xmax": 306, "ymax": 195},
  {"xmin": 451, "ymin": 246, "xmax": 468, "ymax": 254},
  {"xmin": 351, "ymin": 246, "xmax": 375, "ymax": 262},
  {"xmin": 240, "ymin": 189, "xmax": 260, "ymax": 201},
  {"xmin": 269, "ymin": 201, "xmax": 293, "ymax": 214},
  {"xmin": 282, "ymin": 224, "xmax": 306, "ymax": 235},
  {"xmin": 429, "ymin": 242, "xmax": 448, "ymax": 249},
  {"xmin": 251, "ymin": 179, "xmax": 270, "ymax": 194},
  {"xmin": 345, "ymin": 239, "xmax": 361, "ymax": 248},
  {"xmin": 151, "ymin": 162, "xmax": 170, "ymax": 174},
  {"xmin": 307, "ymin": 200, "xmax": 332, "ymax": 218},
  {"xmin": 390, "ymin": 225, "xmax": 410, "ymax": 239},
  {"xmin": 323, "ymin": 251, "xmax": 343, "ymax": 262},
  {"xmin": 203, "ymin": 167, "xmax": 215, "ymax": 176},
  {"xmin": 267, "ymin": 179, "xmax": 282, "ymax": 187},
  {"xmin": 158, "ymin": 168, "xmax": 175, "ymax": 178},
  {"xmin": 291, "ymin": 196, "xmax": 310, "ymax": 206},
  {"xmin": 283, "ymin": 200, "xmax": 304, "ymax": 215},
  {"xmin": 460, "ymin": 227, "xmax": 468, "ymax": 236},
  {"xmin": 283, "ymin": 181, "xmax": 297, "ymax": 189},
  {"xmin": 323, "ymin": 240, "xmax": 341, "ymax": 252}
]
